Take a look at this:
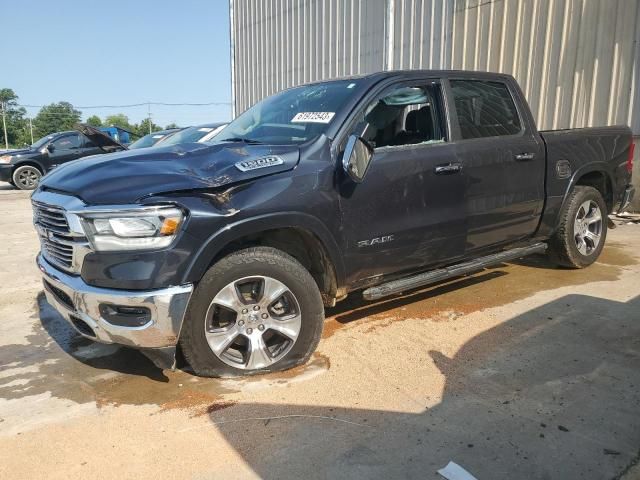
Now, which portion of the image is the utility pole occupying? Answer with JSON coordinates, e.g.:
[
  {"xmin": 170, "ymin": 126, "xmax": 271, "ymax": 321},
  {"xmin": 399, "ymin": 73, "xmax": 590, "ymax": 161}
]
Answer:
[
  {"xmin": 29, "ymin": 118, "xmax": 34, "ymax": 145},
  {"xmin": 1, "ymin": 101, "xmax": 8, "ymax": 150},
  {"xmin": 147, "ymin": 102, "xmax": 152, "ymax": 134}
]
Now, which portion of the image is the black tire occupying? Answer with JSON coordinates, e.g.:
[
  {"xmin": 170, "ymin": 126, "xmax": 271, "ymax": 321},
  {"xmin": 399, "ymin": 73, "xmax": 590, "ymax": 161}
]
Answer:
[
  {"xmin": 547, "ymin": 186, "xmax": 607, "ymax": 268},
  {"xmin": 12, "ymin": 165, "xmax": 42, "ymax": 190},
  {"xmin": 179, "ymin": 247, "xmax": 325, "ymax": 377}
]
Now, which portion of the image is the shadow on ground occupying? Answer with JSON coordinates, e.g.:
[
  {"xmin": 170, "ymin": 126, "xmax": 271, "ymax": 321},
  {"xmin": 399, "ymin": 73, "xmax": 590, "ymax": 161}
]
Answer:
[
  {"xmin": 0, "ymin": 294, "xmax": 183, "ymax": 407},
  {"xmin": 1, "ymin": 246, "xmax": 637, "ymax": 478},
  {"xmin": 205, "ymin": 294, "xmax": 640, "ymax": 480}
]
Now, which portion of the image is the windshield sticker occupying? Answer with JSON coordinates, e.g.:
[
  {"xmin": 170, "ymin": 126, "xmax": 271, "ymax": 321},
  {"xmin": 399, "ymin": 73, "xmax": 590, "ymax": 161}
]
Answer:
[
  {"xmin": 347, "ymin": 83, "xmax": 356, "ymax": 88},
  {"xmin": 198, "ymin": 128, "xmax": 213, "ymax": 132},
  {"xmin": 291, "ymin": 112, "xmax": 335, "ymax": 123},
  {"xmin": 235, "ymin": 156, "xmax": 284, "ymax": 172},
  {"xmin": 152, "ymin": 135, "xmax": 164, "ymax": 138}
]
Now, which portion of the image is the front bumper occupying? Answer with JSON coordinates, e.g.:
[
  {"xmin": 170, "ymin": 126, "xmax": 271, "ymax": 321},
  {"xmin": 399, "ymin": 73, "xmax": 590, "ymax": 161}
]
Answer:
[
  {"xmin": 37, "ymin": 254, "xmax": 193, "ymax": 368},
  {"xmin": 617, "ymin": 185, "xmax": 635, "ymax": 213},
  {"xmin": 0, "ymin": 164, "xmax": 13, "ymax": 182}
]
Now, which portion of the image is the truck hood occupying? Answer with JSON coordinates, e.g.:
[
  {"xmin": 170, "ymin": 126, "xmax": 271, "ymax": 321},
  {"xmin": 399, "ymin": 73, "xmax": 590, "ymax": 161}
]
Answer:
[
  {"xmin": 75, "ymin": 123, "xmax": 127, "ymax": 151},
  {"xmin": 39, "ymin": 142, "xmax": 300, "ymax": 204},
  {"xmin": 3, "ymin": 147, "xmax": 37, "ymax": 157}
]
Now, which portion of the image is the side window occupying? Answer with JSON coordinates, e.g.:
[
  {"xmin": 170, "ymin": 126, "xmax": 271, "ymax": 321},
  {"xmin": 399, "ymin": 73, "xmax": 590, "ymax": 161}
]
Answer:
[
  {"xmin": 353, "ymin": 83, "xmax": 446, "ymax": 149},
  {"xmin": 52, "ymin": 134, "xmax": 82, "ymax": 150},
  {"xmin": 450, "ymin": 80, "xmax": 521, "ymax": 139}
]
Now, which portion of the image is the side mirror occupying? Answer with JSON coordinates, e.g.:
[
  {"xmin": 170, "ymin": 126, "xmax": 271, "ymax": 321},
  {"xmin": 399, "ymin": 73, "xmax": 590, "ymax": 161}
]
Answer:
[
  {"xmin": 342, "ymin": 135, "xmax": 373, "ymax": 183},
  {"xmin": 46, "ymin": 144, "xmax": 55, "ymax": 153}
]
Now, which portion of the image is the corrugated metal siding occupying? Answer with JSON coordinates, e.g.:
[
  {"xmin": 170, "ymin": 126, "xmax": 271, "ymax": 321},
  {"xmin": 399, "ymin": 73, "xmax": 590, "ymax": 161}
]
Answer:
[
  {"xmin": 230, "ymin": 0, "xmax": 640, "ymax": 134},
  {"xmin": 231, "ymin": 0, "xmax": 387, "ymax": 115}
]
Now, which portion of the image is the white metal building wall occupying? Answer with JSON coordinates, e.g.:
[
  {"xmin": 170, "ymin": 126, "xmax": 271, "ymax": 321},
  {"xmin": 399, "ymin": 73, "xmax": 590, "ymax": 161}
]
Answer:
[
  {"xmin": 230, "ymin": 0, "xmax": 640, "ymax": 135},
  {"xmin": 230, "ymin": 0, "xmax": 388, "ymax": 115}
]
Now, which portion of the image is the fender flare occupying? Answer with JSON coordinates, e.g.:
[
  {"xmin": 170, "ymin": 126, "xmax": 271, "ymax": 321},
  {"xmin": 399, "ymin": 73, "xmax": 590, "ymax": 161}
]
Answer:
[
  {"xmin": 181, "ymin": 211, "xmax": 346, "ymax": 288},
  {"xmin": 560, "ymin": 162, "xmax": 614, "ymax": 213},
  {"xmin": 13, "ymin": 159, "xmax": 47, "ymax": 175}
]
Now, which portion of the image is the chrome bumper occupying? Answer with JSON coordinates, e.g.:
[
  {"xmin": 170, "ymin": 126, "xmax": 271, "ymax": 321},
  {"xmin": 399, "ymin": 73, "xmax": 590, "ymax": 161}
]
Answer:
[{"xmin": 37, "ymin": 254, "xmax": 193, "ymax": 351}]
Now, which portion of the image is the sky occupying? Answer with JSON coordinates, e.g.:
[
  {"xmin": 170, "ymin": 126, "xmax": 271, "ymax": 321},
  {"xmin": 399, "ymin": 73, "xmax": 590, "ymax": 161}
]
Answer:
[{"xmin": 3, "ymin": 0, "xmax": 232, "ymax": 127}]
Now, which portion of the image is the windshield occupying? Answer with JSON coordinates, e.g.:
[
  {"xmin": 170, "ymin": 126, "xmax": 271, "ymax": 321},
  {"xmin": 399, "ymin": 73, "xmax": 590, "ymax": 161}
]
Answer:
[
  {"xmin": 31, "ymin": 135, "xmax": 55, "ymax": 150},
  {"xmin": 129, "ymin": 132, "xmax": 174, "ymax": 149},
  {"xmin": 158, "ymin": 125, "xmax": 218, "ymax": 146},
  {"xmin": 214, "ymin": 80, "xmax": 361, "ymax": 145}
]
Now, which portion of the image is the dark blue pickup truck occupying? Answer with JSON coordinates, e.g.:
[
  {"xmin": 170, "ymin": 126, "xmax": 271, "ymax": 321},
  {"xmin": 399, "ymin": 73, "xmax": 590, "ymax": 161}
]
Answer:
[{"xmin": 31, "ymin": 70, "xmax": 634, "ymax": 376}]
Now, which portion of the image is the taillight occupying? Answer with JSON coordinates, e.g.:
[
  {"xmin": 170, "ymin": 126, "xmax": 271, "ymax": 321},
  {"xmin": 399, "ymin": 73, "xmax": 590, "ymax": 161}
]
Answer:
[{"xmin": 627, "ymin": 141, "xmax": 635, "ymax": 174}]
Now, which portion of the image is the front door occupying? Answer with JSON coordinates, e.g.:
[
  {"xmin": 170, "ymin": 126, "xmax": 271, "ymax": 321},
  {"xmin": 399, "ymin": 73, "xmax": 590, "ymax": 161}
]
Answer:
[
  {"xmin": 47, "ymin": 133, "xmax": 84, "ymax": 170},
  {"xmin": 338, "ymin": 80, "xmax": 466, "ymax": 287}
]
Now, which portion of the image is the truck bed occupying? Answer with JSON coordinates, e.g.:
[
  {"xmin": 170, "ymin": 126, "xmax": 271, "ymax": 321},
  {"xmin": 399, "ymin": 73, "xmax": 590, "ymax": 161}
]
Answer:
[{"xmin": 540, "ymin": 125, "xmax": 633, "ymax": 205}]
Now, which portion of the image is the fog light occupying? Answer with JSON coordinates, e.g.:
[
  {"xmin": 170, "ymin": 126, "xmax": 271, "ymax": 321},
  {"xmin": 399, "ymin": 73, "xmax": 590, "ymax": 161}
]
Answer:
[{"xmin": 99, "ymin": 304, "xmax": 152, "ymax": 327}]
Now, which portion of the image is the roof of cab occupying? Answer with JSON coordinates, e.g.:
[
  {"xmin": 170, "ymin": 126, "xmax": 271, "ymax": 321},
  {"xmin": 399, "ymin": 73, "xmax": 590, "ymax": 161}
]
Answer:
[{"xmin": 302, "ymin": 69, "xmax": 515, "ymax": 87}]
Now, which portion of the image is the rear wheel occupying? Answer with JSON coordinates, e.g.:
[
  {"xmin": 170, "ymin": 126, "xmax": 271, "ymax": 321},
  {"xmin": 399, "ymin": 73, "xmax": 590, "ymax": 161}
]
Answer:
[
  {"xmin": 12, "ymin": 165, "xmax": 42, "ymax": 190},
  {"xmin": 180, "ymin": 247, "xmax": 324, "ymax": 377},
  {"xmin": 548, "ymin": 186, "xmax": 607, "ymax": 268}
]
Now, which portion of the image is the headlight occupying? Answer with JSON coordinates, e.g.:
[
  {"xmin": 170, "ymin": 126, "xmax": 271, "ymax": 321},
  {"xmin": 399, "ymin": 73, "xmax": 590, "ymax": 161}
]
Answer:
[
  {"xmin": 79, "ymin": 206, "xmax": 184, "ymax": 251},
  {"xmin": 0, "ymin": 155, "xmax": 13, "ymax": 164}
]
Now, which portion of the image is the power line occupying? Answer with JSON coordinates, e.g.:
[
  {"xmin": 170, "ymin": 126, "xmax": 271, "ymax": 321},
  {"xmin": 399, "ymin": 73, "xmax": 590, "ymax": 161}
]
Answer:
[{"xmin": 17, "ymin": 101, "xmax": 232, "ymax": 109}]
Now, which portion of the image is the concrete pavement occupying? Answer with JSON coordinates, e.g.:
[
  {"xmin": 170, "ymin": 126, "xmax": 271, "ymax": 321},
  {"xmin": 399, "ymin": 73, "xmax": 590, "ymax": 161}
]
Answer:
[{"xmin": 0, "ymin": 187, "xmax": 639, "ymax": 479}]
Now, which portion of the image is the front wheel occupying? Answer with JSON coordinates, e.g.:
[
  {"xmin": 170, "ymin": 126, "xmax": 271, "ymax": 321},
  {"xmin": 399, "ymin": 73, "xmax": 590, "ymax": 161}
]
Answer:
[
  {"xmin": 179, "ymin": 247, "xmax": 325, "ymax": 377},
  {"xmin": 547, "ymin": 186, "xmax": 607, "ymax": 268},
  {"xmin": 12, "ymin": 165, "xmax": 42, "ymax": 190}
]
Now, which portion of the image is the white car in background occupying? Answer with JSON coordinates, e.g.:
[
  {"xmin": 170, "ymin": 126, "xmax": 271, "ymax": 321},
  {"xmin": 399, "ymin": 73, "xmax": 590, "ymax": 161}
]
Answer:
[
  {"xmin": 128, "ymin": 128, "xmax": 183, "ymax": 149},
  {"xmin": 155, "ymin": 122, "xmax": 227, "ymax": 147}
]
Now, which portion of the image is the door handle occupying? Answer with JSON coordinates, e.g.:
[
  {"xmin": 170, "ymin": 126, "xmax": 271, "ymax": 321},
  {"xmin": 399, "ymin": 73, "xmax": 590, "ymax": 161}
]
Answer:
[
  {"xmin": 515, "ymin": 152, "xmax": 535, "ymax": 161},
  {"xmin": 434, "ymin": 163, "xmax": 462, "ymax": 175}
]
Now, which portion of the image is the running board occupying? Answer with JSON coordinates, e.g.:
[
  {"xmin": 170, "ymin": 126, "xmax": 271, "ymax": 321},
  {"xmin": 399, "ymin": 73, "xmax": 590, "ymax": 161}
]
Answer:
[{"xmin": 362, "ymin": 242, "xmax": 548, "ymax": 301}]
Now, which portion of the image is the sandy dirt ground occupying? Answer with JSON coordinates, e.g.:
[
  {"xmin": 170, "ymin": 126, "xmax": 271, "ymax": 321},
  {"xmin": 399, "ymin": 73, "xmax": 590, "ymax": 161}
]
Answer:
[{"xmin": 0, "ymin": 185, "xmax": 639, "ymax": 480}]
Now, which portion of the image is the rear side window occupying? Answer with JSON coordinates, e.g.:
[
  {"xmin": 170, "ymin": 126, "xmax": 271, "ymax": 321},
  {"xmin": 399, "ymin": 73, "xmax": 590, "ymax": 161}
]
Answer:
[{"xmin": 450, "ymin": 80, "xmax": 521, "ymax": 139}]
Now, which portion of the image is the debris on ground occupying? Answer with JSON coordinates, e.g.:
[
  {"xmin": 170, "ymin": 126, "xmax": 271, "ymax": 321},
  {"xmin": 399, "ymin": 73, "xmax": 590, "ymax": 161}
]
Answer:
[
  {"xmin": 615, "ymin": 212, "xmax": 640, "ymax": 225},
  {"xmin": 437, "ymin": 461, "xmax": 478, "ymax": 480}
]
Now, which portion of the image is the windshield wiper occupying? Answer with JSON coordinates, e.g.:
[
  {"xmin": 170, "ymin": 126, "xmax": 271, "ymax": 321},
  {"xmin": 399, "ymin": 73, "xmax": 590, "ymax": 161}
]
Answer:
[{"xmin": 219, "ymin": 137, "xmax": 264, "ymax": 145}]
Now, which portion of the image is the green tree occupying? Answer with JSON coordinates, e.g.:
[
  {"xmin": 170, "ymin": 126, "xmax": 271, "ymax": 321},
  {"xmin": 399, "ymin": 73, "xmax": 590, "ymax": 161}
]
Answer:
[
  {"xmin": 135, "ymin": 118, "xmax": 162, "ymax": 137},
  {"xmin": 0, "ymin": 88, "xmax": 29, "ymax": 148},
  {"xmin": 32, "ymin": 102, "xmax": 82, "ymax": 138},
  {"xmin": 86, "ymin": 115, "xmax": 103, "ymax": 127},
  {"xmin": 165, "ymin": 122, "xmax": 179, "ymax": 129},
  {"xmin": 104, "ymin": 113, "xmax": 134, "ymax": 132}
]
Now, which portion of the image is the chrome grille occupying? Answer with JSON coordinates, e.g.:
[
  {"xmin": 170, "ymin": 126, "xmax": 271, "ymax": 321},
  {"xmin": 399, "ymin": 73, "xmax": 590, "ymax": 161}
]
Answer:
[
  {"xmin": 33, "ymin": 202, "xmax": 70, "ymax": 232},
  {"xmin": 33, "ymin": 201, "xmax": 74, "ymax": 271}
]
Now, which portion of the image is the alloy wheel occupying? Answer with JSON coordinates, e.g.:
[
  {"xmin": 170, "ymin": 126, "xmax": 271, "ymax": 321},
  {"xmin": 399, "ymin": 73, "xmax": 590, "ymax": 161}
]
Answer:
[
  {"xmin": 204, "ymin": 275, "xmax": 302, "ymax": 370},
  {"xmin": 573, "ymin": 200, "xmax": 602, "ymax": 256},
  {"xmin": 16, "ymin": 167, "xmax": 41, "ymax": 189}
]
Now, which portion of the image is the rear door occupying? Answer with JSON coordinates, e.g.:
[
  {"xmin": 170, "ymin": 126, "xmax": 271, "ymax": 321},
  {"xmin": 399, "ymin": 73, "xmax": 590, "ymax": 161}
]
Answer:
[
  {"xmin": 447, "ymin": 77, "xmax": 545, "ymax": 252},
  {"xmin": 338, "ymin": 78, "xmax": 467, "ymax": 286},
  {"xmin": 79, "ymin": 136, "xmax": 103, "ymax": 157}
]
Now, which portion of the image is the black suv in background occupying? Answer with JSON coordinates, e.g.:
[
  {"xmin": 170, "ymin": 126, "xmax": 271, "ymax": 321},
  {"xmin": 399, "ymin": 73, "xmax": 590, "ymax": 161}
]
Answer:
[{"xmin": 0, "ymin": 129, "xmax": 124, "ymax": 190}]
